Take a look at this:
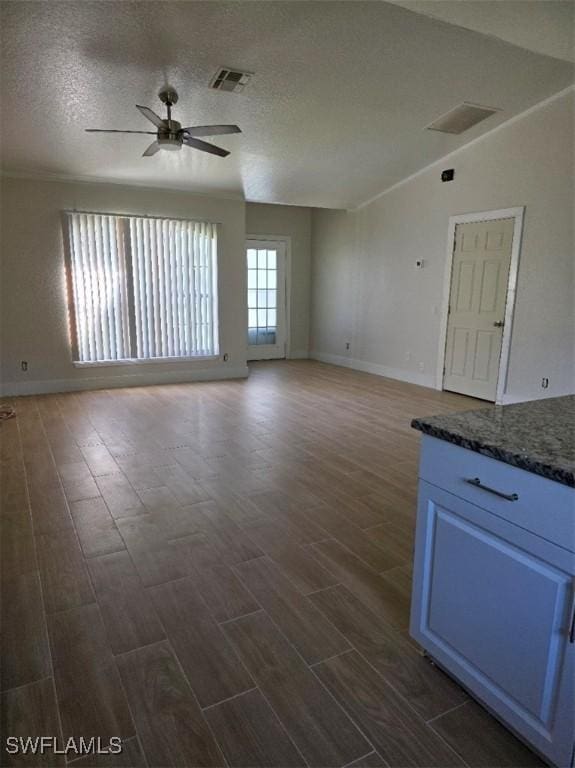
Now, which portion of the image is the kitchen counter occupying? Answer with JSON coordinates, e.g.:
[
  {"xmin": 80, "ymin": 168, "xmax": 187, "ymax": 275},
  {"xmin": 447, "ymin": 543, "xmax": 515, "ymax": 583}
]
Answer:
[{"xmin": 411, "ymin": 395, "xmax": 575, "ymax": 488}]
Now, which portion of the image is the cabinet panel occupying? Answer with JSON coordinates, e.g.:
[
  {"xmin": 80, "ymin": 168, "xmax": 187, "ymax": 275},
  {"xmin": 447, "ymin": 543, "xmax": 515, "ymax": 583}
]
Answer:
[
  {"xmin": 429, "ymin": 507, "xmax": 566, "ymax": 721},
  {"xmin": 419, "ymin": 436, "xmax": 575, "ymax": 551},
  {"xmin": 410, "ymin": 481, "xmax": 575, "ymax": 767}
]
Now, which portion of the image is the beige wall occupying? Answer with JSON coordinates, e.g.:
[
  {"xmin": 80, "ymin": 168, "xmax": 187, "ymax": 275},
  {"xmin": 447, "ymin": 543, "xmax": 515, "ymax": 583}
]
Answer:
[
  {"xmin": 311, "ymin": 89, "xmax": 575, "ymax": 403},
  {"xmin": 0, "ymin": 178, "xmax": 247, "ymax": 395},
  {"xmin": 246, "ymin": 202, "xmax": 312, "ymax": 357}
]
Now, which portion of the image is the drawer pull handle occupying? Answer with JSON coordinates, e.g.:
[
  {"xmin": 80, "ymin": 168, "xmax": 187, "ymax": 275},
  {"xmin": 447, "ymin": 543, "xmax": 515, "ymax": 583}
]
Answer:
[
  {"xmin": 465, "ymin": 477, "xmax": 519, "ymax": 502},
  {"xmin": 569, "ymin": 588, "xmax": 575, "ymax": 644}
]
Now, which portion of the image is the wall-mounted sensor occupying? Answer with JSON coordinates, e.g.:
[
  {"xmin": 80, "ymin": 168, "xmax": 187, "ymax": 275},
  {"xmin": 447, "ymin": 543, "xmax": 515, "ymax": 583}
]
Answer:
[{"xmin": 441, "ymin": 169, "xmax": 455, "ymax": 182}]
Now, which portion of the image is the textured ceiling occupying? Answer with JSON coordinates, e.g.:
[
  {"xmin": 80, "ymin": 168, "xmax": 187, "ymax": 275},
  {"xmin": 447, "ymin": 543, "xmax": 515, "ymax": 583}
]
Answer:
[
  {"xmin": 1, "ymin": 1, "xmax": 573, "ymax": 209},
  {"xmin": 389, "ymin": 1, "xmax": 575, "ymax": 63}
]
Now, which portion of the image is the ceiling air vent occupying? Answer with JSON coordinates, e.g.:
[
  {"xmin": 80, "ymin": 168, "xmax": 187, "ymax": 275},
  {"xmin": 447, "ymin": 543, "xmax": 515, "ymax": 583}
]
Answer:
[
  {"xmin": 426, "ymin": 102, "xmax": 500, "ymax": 135},
  {"xmin": 210, "ymin": 68, "xmax": 253, "ymax": 93}
]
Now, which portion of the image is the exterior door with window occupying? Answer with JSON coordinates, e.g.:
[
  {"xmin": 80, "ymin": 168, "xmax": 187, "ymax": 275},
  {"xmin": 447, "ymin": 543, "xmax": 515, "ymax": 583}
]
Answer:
[
  {"xmin": 247, "ymin": 240, "xmax": 287, "ymax": 360},
  {"xmin": 443, "ymin": 218, "xmax": 515, "ymax": 401}
]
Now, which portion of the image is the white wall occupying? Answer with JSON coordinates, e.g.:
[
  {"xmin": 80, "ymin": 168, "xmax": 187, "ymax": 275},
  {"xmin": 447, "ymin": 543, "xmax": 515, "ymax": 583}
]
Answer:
[
  {"xmin": 246, "ymin": 202, "xmax": 312, "ymax": 358},
  {"xmin": 0, "ymin": 177, "xmax": 247, "ymax": 395},
  {"xmin": 311, "ymin": 89, "xmax": 575, "ymax": 403}
]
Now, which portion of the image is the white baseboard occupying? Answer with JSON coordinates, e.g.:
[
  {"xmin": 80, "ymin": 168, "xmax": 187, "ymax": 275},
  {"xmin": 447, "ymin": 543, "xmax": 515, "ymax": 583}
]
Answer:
[
  {"xmin": 499, "ymin": 389, "xmax": 574, "ymax": 405},
  {"xmin": 310, "ymin": 350, "xmax": 436, "ymax": 388},
  {"xmin": 288, "ymin": 350, "xmax": 309, "ymax": 360},
  {"xmin": 1, "ymin": 365, "xmax": 249, "ymax": 397}
]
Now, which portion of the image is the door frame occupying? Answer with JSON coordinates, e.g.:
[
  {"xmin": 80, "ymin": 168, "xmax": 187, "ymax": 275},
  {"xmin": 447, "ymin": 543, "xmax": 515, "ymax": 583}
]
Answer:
[
  {"xmin": 246, "ymin": 234, "xmax": 292, "ymax": 358},
  {"xmin": 436, "ymin": 207, "xmax": 525, "ymax": 404}
]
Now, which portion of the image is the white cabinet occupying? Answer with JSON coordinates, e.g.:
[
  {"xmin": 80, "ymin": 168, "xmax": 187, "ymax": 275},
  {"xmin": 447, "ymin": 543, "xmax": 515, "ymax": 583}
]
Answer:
[{"xmin": 410, "ymin": 437, "xmax": 575, "ymax": 768}]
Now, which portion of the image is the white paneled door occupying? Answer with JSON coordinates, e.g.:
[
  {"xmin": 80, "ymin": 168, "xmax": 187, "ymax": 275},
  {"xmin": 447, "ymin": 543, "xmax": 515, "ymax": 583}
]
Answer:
[
  {"xmin": 247, "ymin": 240, "xmax": 287, "ymax": 360},
  {"xmin": 443, "ymin": 218, "xmax": 515, "ymax": 400}
]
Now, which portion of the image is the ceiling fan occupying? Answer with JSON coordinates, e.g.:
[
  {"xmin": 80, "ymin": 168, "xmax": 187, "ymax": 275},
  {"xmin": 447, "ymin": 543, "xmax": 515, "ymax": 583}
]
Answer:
[{"xmin": 85, "ymin": 87, "xmax": 241, "ymax": 157}]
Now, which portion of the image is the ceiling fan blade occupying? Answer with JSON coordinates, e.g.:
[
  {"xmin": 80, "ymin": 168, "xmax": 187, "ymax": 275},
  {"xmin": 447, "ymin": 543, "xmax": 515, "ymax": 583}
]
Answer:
[
  {"xmin": 182, "ymin": 136, "xmax": 230, "ymax": 157},
  {"xmin": 183, "ymin": 125, "xmax": 241, "ymax": 137},
  {"xmin": 136, "ymin": 105, "xmax": 167, "ymax": 129},
  {"xmin": 142, "ymin": 141, "xmax": 161, "ymax": 157},
  {"xmin": 86, "ymin": 129, "xmax": 156, "ymax": 134}
]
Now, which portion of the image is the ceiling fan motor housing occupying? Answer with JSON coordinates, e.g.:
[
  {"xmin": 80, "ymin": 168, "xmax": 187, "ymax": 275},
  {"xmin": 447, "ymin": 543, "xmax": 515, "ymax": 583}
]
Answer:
[{"xmin": 158, "ymin": 119, "xmax": 183, "ymax": 151}]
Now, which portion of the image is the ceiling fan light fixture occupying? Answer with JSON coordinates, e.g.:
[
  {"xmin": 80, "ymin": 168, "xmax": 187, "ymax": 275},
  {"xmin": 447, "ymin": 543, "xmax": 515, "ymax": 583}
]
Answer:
[
  {"xmin": 158, "ymin": 135, "xmax": 182, "ymax": 151},
  {"xmin": 85, "ymin": 88, "xmax": 241, "ymax": 159}
]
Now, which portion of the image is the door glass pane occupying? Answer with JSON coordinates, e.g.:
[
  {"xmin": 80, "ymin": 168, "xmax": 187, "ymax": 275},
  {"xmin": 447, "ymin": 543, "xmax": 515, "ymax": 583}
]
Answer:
[{"xmin": 247, "ymin": 246, "xmax": 279, "ymax": 346}]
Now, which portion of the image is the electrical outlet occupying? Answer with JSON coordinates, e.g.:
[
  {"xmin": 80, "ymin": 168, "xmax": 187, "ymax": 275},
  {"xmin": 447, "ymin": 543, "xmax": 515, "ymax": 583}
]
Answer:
[
  {"xmin": 345, "ymin": 342, "xmax": 350, "ymax": 351},
  {"xmin": 405, "ymin": 351, "xmax": 412, "ymax": 362},
  {"xmin": 223, "ymin": 353, "xmax": 229, "ymax": 362},
  {"xmin": 541, "ymin": 377, "xmax": 549, "ymax": 389},
  {"xmin": 418, "ymin": 362, "xmax": 425, "ymax": 373},
  {"xmin": 21, "ymin": 361, "xmax": 28, "ymax": 372}
]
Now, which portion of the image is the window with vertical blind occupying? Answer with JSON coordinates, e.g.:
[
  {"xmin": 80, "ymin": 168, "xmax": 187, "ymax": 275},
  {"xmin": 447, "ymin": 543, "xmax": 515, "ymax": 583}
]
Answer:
[{"xmin": 62, "ymin": 212, "xmax": 219, "ymax": 363}]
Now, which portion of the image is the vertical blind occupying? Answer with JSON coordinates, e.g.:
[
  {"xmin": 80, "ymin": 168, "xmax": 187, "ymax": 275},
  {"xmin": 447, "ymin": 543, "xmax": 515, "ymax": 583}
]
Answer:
[{"xmin": 63, "ymin": 212, "xmax": 218, "ymax": 362}]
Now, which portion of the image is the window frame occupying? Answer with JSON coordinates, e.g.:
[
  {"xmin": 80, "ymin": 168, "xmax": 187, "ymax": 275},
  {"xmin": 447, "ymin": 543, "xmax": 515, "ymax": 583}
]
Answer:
[{"xmin": 62, "ymin": 210, "xmax": 220, "ymax": 367}]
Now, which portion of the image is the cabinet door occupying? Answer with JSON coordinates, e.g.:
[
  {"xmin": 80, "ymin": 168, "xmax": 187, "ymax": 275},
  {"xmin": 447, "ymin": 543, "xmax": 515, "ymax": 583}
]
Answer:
[{"xmin": 410, "ymin": 481, "xmax": 575, "ymax": 767}]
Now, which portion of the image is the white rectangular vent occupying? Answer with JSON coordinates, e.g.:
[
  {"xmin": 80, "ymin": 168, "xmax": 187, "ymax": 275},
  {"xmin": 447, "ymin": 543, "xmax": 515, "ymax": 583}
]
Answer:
[
  {"xmin": 210, "ymin": 68, "xmax": 252, "ymax": 93},
  {"xmin": 426, "ymin": 102, "xmax": 500, "ymax": 135}
]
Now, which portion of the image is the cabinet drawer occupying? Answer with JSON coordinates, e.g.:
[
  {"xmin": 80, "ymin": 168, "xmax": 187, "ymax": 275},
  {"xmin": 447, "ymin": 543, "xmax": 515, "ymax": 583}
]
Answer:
[{"xmin": 419, "ymin": 435, "xmax": 575, "ymax": 551}]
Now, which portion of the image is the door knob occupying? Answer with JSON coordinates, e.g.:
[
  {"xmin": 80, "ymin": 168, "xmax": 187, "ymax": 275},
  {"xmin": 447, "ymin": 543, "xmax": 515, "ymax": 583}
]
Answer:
[{"xmin": 493, "ymin": 321, "xmax": 504, "ymax": 328}]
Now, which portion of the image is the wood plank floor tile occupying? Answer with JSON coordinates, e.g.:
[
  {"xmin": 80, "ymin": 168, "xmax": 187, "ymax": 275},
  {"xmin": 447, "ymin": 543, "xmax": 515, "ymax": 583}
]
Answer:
[
  {"xmin": 68, "ymin": 737, "xmax": 146, "ymax": 767},
  {"xmin": 63, "ymin": 477, "xmax": 101, "ymax": 504},
  {"xmin": 364, "ymin": 521, "xmax": 415, "ymax": 563},
  {"xmin": 7, "ymin": 361, "xmax": 529, "ymax": 768},
  {"xmin": 36, "ymin": 529, "xmax": 95, "ymax": 613},
  {"xmin": 224, "ymin": 611, "xmax": 371, "ymax": 767},
  {"xmin": 29, "ymin": 484, "xmax": 75, "ymax": 535},
  {"xmin": 344, "ymin": 752, "xmax": 386, "ymax": 767},
  {"xmin": 81, "ymin": 446, "xmax": 119, "ymax": 477},
  {"xmin": 247, "ymin": 490, "xmax": 330, "ymax": 543},
  {"xmin": 116, "ymin": 514, "xmax": 187, "ymax": 587},
  {"xmin": 88, "ymin": 551, "xmax": 166, "ymax": 655},
  {"xmin": 310, "ymin": 585, "xmax": 467, "ymax": 721},
  {"xmin": 48, "ymin": 603, "xmax": 134, "ymax": 741},
  {"xmin": 95, "ymin": 474, "xmax": 145, "ymax": 519},
  {"xmin": 241, "ymin": 518, "xmax": 338, "ymax": 594},
  {"xmin": 234, "ymin": 556, "xmax": 349, "ymax": 664},
  {"xmin": 430, "ymin": 701, "xmax": 545, "ymax": 767},
  {"xmin": 137, "ymin": 485, "xmax": 181, "ymax": 512},
  {"xmin": 148, "ymin": 577, "xmax": 253, "ymax": 707},
  {"xmin": 190, "ymin": 500, "xmax": 263, "ymax": 565},
  {"xmin": 116, "ymin": 641, "xmax": 224, "ymax": 767},
  {"xmin": 0, "ymin": 678, "xmax": 64, "ymax": 766},
  {"xmin": 304, "ymin": 503, "xmax": 404, "ymax": 572},
  {"xmin": 315, "ymin": 650, "xmax": 463, "ymax": 767},
  {"xmin": 58, "ymin": 461, "xmax": 93, "ymax": 488},
  {"xmin": 153, "ymin": 465, "xmax": 212, "ymax": 505},
  {"xmin": 203, "ymin": 688, "xmax": 305, "ymax": 767},
  {"xmin": 310, "ymin": 539, "xmax": 409, "ymax": 630},
  {"xmin": 1, "ymin": 522, "xmax": 37, "ymax": 579},
  {"xmin": 174, "ymin": 534, "xmax": 260, "ymax": 622},
  {"xmin": 1, "ymin": 571, "xmax": 51, "ymax": 690},
  {"xmin": 70, "ymin": 497, "xmax": 126, "ymax": 559}
]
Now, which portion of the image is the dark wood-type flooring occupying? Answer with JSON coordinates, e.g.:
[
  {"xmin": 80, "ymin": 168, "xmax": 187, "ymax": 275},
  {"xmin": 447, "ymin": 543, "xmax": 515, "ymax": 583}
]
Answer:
[{"xmin": 1, "ymin": 361, "xmax": 544, "ymax": 767}]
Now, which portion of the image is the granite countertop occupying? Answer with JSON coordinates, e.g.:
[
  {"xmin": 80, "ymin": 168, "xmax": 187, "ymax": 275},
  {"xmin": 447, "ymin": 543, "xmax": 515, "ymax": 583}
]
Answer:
[{"xmin": 411, "ymin": 395, "xmax": 575, "ymax": 488}]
